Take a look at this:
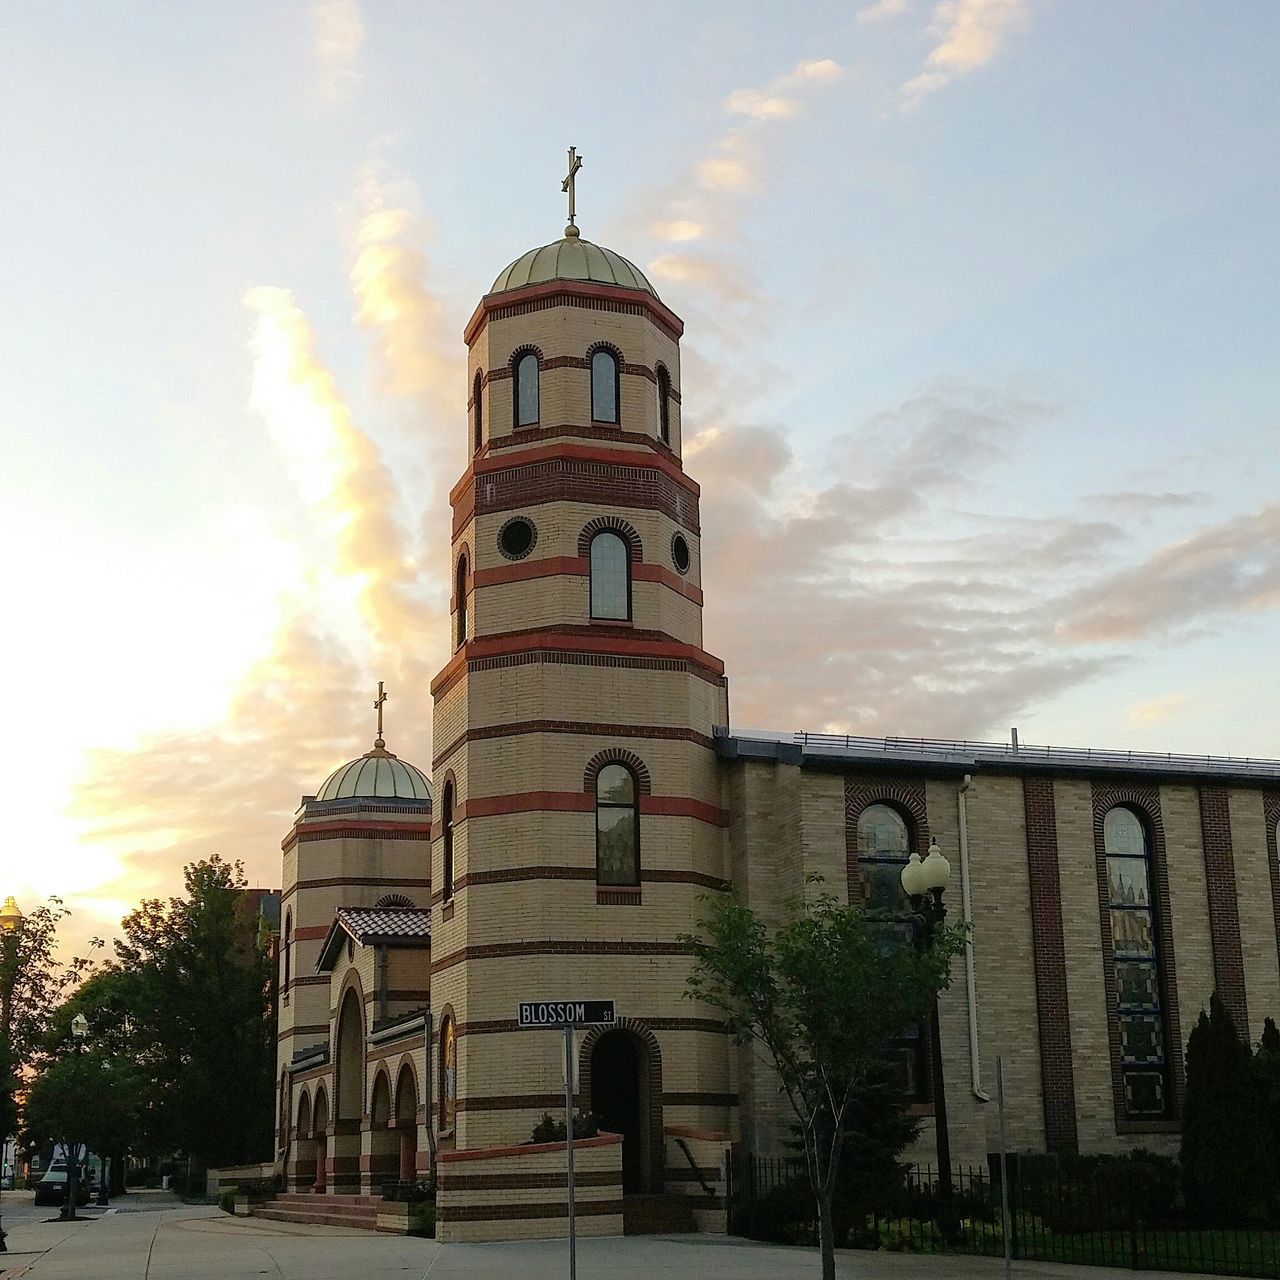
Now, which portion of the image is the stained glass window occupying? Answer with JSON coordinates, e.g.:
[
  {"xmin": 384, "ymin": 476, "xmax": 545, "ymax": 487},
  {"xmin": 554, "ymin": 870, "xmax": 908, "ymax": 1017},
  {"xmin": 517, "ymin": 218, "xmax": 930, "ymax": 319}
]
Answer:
[
  {"xmin": 514, "ymin": 351, "xmax": 539, "ymax": 427},
  {"xmin": 591, "ymin": 349, "xmax": 620, "ymax": 423},
  {"xmin": 857, "ymin": 803, "xmax": 911, "ymax": 911},
  {"xmin": 1104, "ymin": 806, "xmax": 1168, "ymax": 1117},
  {"xmin": 590, "ymin": 531, "xmax": 630, "ymax": 620}
]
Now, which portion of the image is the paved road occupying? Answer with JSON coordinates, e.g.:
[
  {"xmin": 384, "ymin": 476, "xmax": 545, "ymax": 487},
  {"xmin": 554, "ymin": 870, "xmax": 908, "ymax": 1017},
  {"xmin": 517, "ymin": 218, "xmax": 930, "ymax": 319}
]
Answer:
[{"xmin": 0, "ymin": 1195, "xmax": 1210, "ymax": 1280}]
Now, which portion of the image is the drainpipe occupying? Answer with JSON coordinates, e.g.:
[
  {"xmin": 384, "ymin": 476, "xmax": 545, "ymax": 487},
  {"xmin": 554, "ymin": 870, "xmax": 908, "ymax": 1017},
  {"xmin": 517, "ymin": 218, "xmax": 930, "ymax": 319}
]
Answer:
[{"xmin": 957, "ymin": 774, "xmax": 991, "ymax": 1102}]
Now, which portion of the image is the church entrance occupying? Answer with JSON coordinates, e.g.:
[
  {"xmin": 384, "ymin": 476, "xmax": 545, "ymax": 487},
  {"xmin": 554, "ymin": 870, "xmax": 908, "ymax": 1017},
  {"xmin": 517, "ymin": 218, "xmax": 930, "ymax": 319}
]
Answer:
[{"xmin": 589, "ymin": 1030, "xmax": 649, "ymax": 1193}]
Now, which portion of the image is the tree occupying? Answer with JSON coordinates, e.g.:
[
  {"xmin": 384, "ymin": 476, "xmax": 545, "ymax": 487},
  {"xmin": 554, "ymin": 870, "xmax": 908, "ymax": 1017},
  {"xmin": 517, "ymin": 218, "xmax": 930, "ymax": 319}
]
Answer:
[
  {"xmin": 22, "ymin": 1046, "xmax": 142, "ymax": 1218},
  {"xmin": 1254, "ymin": 1017, "xmax": 1280, "ymax": 1212},
  {"xmin": 681, "ymin": 882, "xmax": 964, "ymax": 1280},
  {"xmin": 1181, "ymin": 993, "xmax": 1266, "ymax": 1221},
  {"xmin": 113, "ymin": 856, "xmax": 275, "ymax": 1167}
]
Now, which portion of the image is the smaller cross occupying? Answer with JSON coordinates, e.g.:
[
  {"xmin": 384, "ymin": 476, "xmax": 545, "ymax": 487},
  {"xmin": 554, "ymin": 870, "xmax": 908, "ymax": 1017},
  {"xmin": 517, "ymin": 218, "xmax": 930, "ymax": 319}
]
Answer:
[
  {"xmin": 373, "ymin": 681, "xmax": 388, "ymax": 746},
  {"xmin": 561, "ymin": 146, "xmax": 584, "ymax": 234}
]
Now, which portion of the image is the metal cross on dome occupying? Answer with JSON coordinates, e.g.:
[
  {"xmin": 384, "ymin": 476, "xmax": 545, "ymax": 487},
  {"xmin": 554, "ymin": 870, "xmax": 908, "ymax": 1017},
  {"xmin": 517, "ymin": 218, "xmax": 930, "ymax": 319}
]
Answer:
[
  {"xmin": 373, "ymin": 680, "xmax": 388, "ymax": 747},
  {"xmin": 562, "ymin": 146, "xmax": 584, "ymax": 234}
]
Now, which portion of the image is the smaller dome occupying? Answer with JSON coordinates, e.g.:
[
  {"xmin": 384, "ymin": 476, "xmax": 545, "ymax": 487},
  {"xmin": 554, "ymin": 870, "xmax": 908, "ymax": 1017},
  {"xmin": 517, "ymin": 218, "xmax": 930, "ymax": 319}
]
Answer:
[
  {"xmin": 491, "ymin": 236, "xmax": 658, "ymax": 298},
  {"xmin": 316, "ymin": 744, "xmax": 431, "ymax": 803}
]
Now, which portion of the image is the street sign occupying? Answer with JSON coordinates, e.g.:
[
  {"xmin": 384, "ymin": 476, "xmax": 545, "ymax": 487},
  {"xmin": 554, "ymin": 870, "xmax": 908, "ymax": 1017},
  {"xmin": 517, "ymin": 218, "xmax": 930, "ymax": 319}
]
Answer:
[
  {"xmin": 516, "ymin": 997, "xmax": 617, "ymax": 1280},
  {"xmin": 516, "ymin": 999, "xmax": 616, "ymax": 1029}
]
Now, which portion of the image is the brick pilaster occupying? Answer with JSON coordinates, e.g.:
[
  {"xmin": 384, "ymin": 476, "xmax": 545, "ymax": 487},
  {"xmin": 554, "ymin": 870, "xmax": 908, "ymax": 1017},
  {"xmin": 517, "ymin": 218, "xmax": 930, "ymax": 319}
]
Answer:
[
  {"xmin": 1197, "ymin": 787, "xmax": 1249, "ymax": 1037},
  {"xmin": 1022, "ymin": 779, "xmax": 1079, "ymax": 1155}
]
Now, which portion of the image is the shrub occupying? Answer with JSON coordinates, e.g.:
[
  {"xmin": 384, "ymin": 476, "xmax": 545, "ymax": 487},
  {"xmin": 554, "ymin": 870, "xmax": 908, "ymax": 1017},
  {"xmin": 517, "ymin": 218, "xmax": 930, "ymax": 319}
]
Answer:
[
  {"xmin": 527, "ymin": 1112, "xmax": 599, "ymax": 1143},
  {"xmin": 738, "ymin": 1181, "xmax": 813, "ymax": 1245},
  {"xmin": 217, "ymin": 1189, "xmax": 236, "ymax": 1215},
  {"xmin": 409, "ymin": 1200, "xmax": 436, "ymax": 1237}
]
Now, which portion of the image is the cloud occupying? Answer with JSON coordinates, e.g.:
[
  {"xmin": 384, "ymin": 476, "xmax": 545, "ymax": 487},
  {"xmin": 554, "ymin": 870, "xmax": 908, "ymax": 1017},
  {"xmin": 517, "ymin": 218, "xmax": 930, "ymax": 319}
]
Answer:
[
  {"xmin": 1126, "ymin": 693, "xmax": 1188, "ymax": 729},
  {"xmin": 313, "ymin": 0, "xmax": 365, "ymax": 104},
  {"xmin": 858, "ymin": 0, "xmax": 911, "ymax": 23},
  {"xmin": 1059, "ymin": 505, "xmax": 1280, "ymax": 644},
  {"xmin": 902, "ymin": 0, "xmax": 1027, "ymax": 107},
  {"xmin": 1084, "ymin": 489, "xmax": 1208, "ymax": 515}
]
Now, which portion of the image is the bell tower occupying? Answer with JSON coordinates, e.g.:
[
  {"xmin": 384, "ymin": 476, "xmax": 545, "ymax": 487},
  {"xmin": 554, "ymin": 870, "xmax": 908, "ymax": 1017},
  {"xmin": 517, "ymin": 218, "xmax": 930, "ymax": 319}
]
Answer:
[{"xmin": 429, "ymin": 183, "xmax": 731, "ymax": 1179}]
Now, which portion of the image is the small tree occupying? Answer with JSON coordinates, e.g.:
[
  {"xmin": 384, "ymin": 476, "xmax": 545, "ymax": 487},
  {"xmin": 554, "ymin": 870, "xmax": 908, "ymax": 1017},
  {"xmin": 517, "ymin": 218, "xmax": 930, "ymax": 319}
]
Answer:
[
  {"xmin": 681, "ymin": 882, "xmax": 964, "ymax": 1280},
  {"xmin": 23, "ymin": 1047, "xmax": 142, "ymax": 1218},
  {"xmin": 1254, "ymin": 1017, "xmax": 1280, "ymax": 1212},
  {"xmin": 1181, "ymin": 993, "xmax": 1266, "ymax": 1221}
]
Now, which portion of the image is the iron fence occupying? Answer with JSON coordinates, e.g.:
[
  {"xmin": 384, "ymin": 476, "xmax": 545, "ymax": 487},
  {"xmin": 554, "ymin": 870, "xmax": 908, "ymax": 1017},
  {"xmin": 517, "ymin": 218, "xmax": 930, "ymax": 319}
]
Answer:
[{"xmin": 726, "ymin": 1153, "xmax": 1280, "ymax": 1278}]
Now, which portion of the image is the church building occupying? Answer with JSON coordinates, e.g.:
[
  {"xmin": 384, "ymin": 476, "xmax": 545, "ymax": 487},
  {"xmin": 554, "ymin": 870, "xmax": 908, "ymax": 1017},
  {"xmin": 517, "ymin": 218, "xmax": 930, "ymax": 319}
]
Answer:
[{"xmin": 269, "ymin": 165, "xmax": 1280, "ymax": 1241}]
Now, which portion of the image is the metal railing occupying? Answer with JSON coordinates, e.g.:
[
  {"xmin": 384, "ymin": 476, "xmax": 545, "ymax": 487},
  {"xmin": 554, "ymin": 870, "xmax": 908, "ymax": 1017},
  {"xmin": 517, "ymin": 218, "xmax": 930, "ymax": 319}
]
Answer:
[{"xmin": 727, "ymin": 1154, "xmax": 1280, "ymax": 1277}]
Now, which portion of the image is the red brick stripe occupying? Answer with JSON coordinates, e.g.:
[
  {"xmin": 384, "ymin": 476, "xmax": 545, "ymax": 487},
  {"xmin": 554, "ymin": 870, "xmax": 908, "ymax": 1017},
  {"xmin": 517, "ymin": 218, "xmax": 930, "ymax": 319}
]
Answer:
[
  {"xmin": 472, "ymin": 556, "xmax": 703, "ymax": 605},
  {"xmin": 1023, "ymin": 778, "xmax": 1079, "ymax": 1155},
  {"xmin": 457, "ymin": 789, "xmax": 727, "ymax": 827},
  {"xmin": 282, "ymin": 876, "xmax": 432, "ymax": 904},
  {"xmin": 465, "ymin": 278, "xmax": 684, "ymax": 345},
  {"xmin": 282, "ymin": 822, "xmax": 432, "ymax": 854},
  {"xmin": 431, "ymin": 939, "xmax": 690, "ymax": 976},
  {"xmin": 1198, "ymin": 787, "xmax": 1250, "ymax": 1036},
  {"xmin": 843, "ymin": 779, "xmax": 931, "ymax": 905},
  {"xmin": 443, "ymin": 1200, "xmax": 623, "ymax": 1222},
  {"xmin": 432, "ymin": 720, "xmax": 715, "ymax": 770},
  {"xmin": 430, "ymin": 866, "xmax": 728, "ymax": 904}
]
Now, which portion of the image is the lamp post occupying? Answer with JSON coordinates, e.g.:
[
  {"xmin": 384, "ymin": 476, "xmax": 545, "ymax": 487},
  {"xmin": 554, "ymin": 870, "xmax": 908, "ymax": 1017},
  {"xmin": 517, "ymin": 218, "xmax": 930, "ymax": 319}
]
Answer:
[
  {"xmin": 0, "ymin": 895, "xmax": 24, "ymax": 1254},
  {"xmin": 60, "ymin": 1013, "xmax": 88, "ymax": 1222},
  {"xmin": 900, "ymin": 840, "xmax": 954, "ymax": 1215}
]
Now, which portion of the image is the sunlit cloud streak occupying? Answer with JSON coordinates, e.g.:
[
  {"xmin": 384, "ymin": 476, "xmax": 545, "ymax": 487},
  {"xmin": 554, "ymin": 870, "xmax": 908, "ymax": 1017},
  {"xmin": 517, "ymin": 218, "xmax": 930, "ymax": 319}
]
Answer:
[
  {"xmin": 902, "ymin": 0, "xmax": 1028, "ymax": 107},
  {"xmin": 313, "ymin": 0, "xmax": 366, "ymax": 104},
  {"xmin": 859, "ymin": 0, "xmax": 911, "ymax": 22}
]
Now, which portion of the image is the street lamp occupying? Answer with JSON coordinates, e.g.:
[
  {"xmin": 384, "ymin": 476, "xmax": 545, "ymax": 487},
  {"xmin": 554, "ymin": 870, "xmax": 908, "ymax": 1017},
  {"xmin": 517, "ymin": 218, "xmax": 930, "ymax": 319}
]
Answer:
[
  {"xmin": 0, "ymin": 895, "xmax": 24, "ymax": 1255},
  {"xmin": 61, "ymin": 1015, "xmax": 88, "ymax": 1222},
  {"xmin": 901, "ymin": 840, "xmax": 955, "ymax": 1216}
]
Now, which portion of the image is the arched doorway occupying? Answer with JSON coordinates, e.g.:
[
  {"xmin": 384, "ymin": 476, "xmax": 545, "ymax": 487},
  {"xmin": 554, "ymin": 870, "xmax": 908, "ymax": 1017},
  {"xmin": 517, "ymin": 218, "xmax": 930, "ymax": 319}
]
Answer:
[
  {"xmin": 590, "ymin": 1030, "xmax": 650, "ymax": 1193},
  {"xmin": 332, "ymin": 989, "xmax": 364, "ymax": 1192},
  {"xmin": 311, "ymin": 1087, "xmax": 329, "ymax": 1193},
  {"xmin": 395, "ymin": 1064, "xmax": 419, "ymax": 1181}
]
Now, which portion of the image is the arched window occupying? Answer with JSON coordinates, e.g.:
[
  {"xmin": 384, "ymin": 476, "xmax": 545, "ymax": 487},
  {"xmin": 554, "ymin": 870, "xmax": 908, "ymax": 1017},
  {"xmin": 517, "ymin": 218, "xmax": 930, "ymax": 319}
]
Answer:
[
  {"xmin": 589, "ymin": 531, "xmax": 630, "ymax": 621},
  {"xmin": 1104, "ymin": 806, "xmax": 1168, "ymax": 1118},
  {"xmin": 442, "ymin": 781, "xmax": 455, "ymax": 902},
  {"xmin": 440, "ymin": 1013, "xmax": 457, "ymax": 1130},
  {"xmin": 591, "ymin": 348, "xmax": 620, "ymax": 424},
  {"xmin": 455, "ymin": 554, "xmax": 468, "ymax": 649},
  {"xmin": 282, "ymin": 909, "xmax": 292, "ymax": 994},
  {"xmin": 596, "ymin": 763, "xmax": 639, "ymax": 885},
  {"xmin": 513, "ymin": 351, "xmax": 539, "ymax": 428},
  {"xmin": 856, "ymin": 803, "xmax": 912, "ymax": 911},
  {"xmin": 656, "ymin": 366, "xmax": 670, "ymax": 443},
  {"xmin": 473, "ymin": 370, "xmax": 483, "ymax": 452}
]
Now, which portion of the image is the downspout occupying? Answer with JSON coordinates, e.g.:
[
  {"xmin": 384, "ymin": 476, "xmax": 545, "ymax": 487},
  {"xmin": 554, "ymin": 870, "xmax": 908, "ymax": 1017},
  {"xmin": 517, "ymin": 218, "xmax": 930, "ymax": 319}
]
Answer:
[{"xmin": 957, "ymin": 774, "xmax": 991, "ymax": 1102}]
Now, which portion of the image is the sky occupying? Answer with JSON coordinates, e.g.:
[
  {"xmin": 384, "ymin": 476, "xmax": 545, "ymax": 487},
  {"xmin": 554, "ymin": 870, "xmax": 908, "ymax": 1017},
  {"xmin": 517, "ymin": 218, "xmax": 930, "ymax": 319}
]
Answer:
[{"xmin": 1, "ymin": 0, "xmax": 1277, "ymax": 956}]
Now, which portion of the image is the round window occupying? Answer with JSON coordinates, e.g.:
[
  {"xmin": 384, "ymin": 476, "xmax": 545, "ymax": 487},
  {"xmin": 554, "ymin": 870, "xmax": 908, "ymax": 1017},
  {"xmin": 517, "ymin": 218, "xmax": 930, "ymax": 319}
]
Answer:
[
  {"xmin": 498, "ymin": 516, "xmax": 537, "ymax": 561},
  {"xmin": 672, "ymin": 534, "xmax": 691, "ymax": 575}
]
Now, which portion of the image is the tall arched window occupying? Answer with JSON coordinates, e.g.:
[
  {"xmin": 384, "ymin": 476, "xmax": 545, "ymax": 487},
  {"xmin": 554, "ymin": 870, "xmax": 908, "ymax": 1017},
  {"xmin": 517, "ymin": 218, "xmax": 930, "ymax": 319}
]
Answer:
[
  {"xmin": 656, "ymin": 366, "xmax": 670, "ymax": 443},
  {"xmin": 1105, "ymin": 806, "xmax": 1168, "ymax": 1117},
  {"xmin": 441, "ymin": 781, "xmax": 455, "ymax": 902},
  {"xmin": 282, "ymin": 909, "xmax": 292, "ymax": 993},
  {"xmin": 589, "ymin": 530, "xmax": 630, "ymax": 620},
  {"xmin": 440, "ymin": 1013, "xmax": 457, "ymax": 1130},
  {"xmin": 473, "ymin": 370, "xmax": 483, "ymax": 452},
  {"xmin": 455, "ymin": 554, "xmax": 468, "ymax": 649},
  {"xmin": 856, "ymin": 803, "xmax": 912, "ymax": 911},
  {"xmin": 591, "ymin": 348, "xmax": 620, "ymax": 424},
  {"xmin": 513, "ymin": 350, "xmax": 539, "ymax": 427},
  {"xmin": 596, "ymin": 763, "xmax": 639, "ymax": 885}
]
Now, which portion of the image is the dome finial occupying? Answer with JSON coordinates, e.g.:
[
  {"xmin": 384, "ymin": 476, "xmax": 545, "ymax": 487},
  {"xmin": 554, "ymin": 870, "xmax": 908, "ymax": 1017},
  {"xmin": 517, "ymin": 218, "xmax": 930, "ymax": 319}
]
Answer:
[
  {"xmin": 561, "ymin": 146, "xmax": 584, "ymax": 239},
  {"xmin": 373, "ymin": 679, "xmax": 388, "ymax": 750}
]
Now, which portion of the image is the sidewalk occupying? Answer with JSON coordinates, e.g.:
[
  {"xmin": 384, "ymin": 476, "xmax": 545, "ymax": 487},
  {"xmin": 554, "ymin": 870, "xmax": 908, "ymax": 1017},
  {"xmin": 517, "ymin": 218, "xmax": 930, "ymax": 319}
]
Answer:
[{"xmin": 0, "ymin": 1207, "xmax": 1231, "ymax": 1280}]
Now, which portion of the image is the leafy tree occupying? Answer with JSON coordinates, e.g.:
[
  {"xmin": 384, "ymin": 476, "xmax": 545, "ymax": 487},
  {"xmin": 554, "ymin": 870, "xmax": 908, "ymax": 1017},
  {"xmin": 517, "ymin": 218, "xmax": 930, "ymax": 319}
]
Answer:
[
  {"xmin": 681, "ymin": 882, "xmax": 964, "ymax": 1280},
  {"xmin": 22, "ymin": 1045, "xmax": 142, "ymax": 1217},
  {"xmin": 113, "ymin": 856, "xmax": 275, "ymax": 1167},
  {"xmin": 1181, "ymin": 993, "xmax": 1266, "ymax": 1221},
  {"xmin": 1254, "ymin": 1017, "xmax": 1280, "ymax": 1210}
]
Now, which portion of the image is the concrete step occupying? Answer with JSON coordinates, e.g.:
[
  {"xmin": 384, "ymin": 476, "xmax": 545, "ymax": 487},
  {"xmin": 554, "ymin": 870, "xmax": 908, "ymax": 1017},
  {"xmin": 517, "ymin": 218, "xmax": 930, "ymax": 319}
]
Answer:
[
  {"xmin": 252, "ymin": 1206, "xmax": 379, "ymax": 1230},
  {"xmin": 623, "ymin": 1193, "xmax": 698, "ymax": 1235}
]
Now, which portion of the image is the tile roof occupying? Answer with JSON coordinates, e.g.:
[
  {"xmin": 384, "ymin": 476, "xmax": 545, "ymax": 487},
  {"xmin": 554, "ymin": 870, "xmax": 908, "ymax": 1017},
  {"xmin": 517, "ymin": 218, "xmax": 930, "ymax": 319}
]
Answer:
[{"xmin": 336, "ymin": 905, "xmax": 431, "ymax": 942}]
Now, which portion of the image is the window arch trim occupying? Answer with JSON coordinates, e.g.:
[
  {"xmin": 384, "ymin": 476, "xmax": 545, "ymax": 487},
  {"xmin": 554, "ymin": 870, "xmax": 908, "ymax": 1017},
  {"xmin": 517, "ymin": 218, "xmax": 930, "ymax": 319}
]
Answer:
[
  {"xmin": 577, "ymin": 517, "xmax": 643, "ymax": 562},
  {"xmin": 1266, "ymin": 795, "xmax": 1280, "ymax": 985},
  {"xmin": 583, "ymin": 748, "xmax": 652, "ymax": 796},
  {"xmin": 454, "ymin": 549, "xmax": 470, "ymax": 650},
  {"xmin": 655, "ymin": 363, "xmax": 671, "ymax": 444},
  {"xmin": 472, "ymin": 370, "xmax": 484, "ymax": 452},
  {"xmin": 843, "ymin": 780, "xmax": 930, "ymax": 906}
]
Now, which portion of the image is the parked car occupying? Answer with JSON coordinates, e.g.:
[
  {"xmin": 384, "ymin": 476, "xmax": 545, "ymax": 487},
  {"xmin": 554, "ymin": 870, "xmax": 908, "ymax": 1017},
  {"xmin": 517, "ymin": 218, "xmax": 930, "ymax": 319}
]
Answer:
[{"xmin": 33, "ymin": 1167, "xmax": 92, "ymax": 1207}]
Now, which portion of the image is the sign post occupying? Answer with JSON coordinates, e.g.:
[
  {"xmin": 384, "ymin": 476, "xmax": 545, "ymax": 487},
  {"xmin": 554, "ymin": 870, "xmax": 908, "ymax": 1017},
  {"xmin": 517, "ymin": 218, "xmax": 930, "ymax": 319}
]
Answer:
[{"xmin": 517, "ymin": 999, "xmax": 617, "ymax": 1280}]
